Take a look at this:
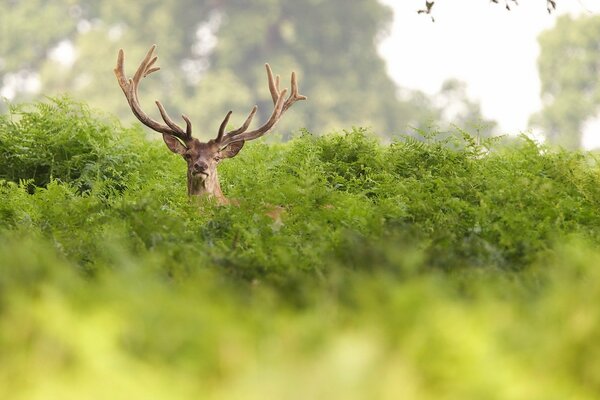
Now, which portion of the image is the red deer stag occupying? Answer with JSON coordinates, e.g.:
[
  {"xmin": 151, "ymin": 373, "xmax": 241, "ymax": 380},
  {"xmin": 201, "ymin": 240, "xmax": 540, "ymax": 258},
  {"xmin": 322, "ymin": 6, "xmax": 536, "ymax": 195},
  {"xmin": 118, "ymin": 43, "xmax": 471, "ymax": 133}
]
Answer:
[{"xmin": 114, "ymin": 45, "xmax": 306, "ymax": 204}]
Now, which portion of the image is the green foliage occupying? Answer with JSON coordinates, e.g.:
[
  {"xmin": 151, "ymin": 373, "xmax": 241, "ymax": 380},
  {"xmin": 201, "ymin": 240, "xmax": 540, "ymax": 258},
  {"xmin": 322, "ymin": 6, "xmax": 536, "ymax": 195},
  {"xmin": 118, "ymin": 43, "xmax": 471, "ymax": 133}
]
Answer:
[
  {"xmin": 0, "ymin": 97, "xmax": 151, "ymax": 192},
  {"xmin": 2, "ymin": 99, "xmax": 600, "ymax": 398},
  {"xmin": 0, "ymin": 0, "xmax": 80, "ymax": 72}
]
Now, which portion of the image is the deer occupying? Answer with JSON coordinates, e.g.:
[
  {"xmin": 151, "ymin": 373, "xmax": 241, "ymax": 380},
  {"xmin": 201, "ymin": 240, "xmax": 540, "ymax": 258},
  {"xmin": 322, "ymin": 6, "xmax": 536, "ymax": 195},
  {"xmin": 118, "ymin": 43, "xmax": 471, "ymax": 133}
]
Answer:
[{"xmin": 114, "ymin": 44, "xmax": 306, "ymax": 205}]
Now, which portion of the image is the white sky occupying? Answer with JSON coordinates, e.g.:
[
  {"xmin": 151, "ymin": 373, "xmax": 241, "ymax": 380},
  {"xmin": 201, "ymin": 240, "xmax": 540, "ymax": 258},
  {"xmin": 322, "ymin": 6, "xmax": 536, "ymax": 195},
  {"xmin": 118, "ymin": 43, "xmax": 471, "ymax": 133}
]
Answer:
[{"xmin": 378, "ymin": 0, "xmax": 600, "ymax": 147}]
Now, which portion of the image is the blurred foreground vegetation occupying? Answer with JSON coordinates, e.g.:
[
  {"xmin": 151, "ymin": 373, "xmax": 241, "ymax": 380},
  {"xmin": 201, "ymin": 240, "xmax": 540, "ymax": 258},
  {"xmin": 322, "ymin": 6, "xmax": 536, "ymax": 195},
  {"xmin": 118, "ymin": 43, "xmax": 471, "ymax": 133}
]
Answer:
[{"xmin": 1, "ymin": 98, "xmax": 600, "ymax": 399}]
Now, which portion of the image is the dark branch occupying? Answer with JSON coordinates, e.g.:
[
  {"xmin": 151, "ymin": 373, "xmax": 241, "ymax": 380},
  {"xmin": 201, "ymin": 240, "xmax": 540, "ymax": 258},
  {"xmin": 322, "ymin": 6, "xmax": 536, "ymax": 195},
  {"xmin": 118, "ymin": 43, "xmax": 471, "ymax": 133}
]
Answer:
[{"xmin": 418, "ymin": 1, "xmax": 557, "ymax": 22}]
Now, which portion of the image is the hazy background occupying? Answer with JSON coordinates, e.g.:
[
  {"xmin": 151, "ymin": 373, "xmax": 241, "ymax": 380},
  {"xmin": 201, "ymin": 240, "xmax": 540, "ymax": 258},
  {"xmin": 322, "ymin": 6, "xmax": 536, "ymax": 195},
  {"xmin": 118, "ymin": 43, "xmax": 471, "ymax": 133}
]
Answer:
[
  {"xmin": 380, "ymin": 0, "xmax": 600, "ymax": 148},
  {"xmin": 1, "ymin": 0, "xmax": 599, "ymax": 148}
]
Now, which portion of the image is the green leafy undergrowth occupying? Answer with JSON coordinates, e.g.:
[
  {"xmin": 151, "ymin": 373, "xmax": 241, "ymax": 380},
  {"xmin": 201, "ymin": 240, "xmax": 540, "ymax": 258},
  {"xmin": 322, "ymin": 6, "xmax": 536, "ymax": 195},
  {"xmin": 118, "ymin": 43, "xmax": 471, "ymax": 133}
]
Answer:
[
  {"xmin": 3, "ymin": 101, "xmax": 599, "ymax": 280},
  {"xmin": 2, "ymin": 98, "xmax": 600, "ymax": 398},
  {"xmin": 0, "ymin": 97, "xmax": 164, "ymax": 193}
]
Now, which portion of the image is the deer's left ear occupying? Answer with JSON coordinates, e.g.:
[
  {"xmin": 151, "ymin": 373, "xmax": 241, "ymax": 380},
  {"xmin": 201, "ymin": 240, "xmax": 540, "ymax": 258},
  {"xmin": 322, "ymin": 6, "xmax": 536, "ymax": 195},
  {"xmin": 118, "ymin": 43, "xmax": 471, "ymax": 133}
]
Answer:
[
  {"xmin": 162, "ymin": 133, "xmax": 188, "ymax": 155},
  {"xmin": 220, "ymin": 141, "xmax": 245, "ymax": 159}
]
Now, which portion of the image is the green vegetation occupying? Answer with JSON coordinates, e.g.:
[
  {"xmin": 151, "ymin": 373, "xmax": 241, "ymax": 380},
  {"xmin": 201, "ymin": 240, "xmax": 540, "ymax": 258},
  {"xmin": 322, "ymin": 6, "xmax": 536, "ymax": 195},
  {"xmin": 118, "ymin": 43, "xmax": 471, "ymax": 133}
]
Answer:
[{"xmin": 2, "ymin": 98, "xmax": 600, "ymax": 398}]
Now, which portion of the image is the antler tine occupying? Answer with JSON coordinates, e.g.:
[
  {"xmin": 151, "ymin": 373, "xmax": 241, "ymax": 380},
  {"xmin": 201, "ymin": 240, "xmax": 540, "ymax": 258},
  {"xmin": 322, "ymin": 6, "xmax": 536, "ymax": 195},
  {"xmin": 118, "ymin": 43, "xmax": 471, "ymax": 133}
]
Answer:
[
  {"xmin": 113, "ymin": 45, "xmax": 193, "ymax": 142},
  {"xmin": 226, "ymin": 106, "xmax": 258, "ymax": 137},
  {"xmin": 219, "ymin": 89, "xmax": 287, "ymax": 147},
  {"xmin": 266, "ymin": 64, "xmax": 282, "ymax": 105},
  {"xmin": 144, "ymin": 55, "xmax": 160, "ymax": 77},
  {"xmin": 155, "ymin": 101, "xmax": 192, "ymax": 140},
  {"xmin": 216, "ymin": 111, "xmax": 233, "ymax": 142},
  {"xmin": 182, "ymin": 115, "xmax": 193, "ymax": 138},
  {"xmin": 283, "ymin": 71, "xmax": 307, "ymax": 112},
  {"xmin": 114, "ymin": 49, "xmax": 128, "ymax": 92},
  {"xmin": 213, "ymin": 106, "xmax": 258, "ymax": 144},
  {"xmin": 265, "ymin": 63, "xmax": 307, "ymax": 111},
  {"xmin": 241, "ymin": 90, "xmax": 287, "ymax": 140},
  {"xmin": 132, "ymin": 45, "xmax": 156, "ymax": 83}
]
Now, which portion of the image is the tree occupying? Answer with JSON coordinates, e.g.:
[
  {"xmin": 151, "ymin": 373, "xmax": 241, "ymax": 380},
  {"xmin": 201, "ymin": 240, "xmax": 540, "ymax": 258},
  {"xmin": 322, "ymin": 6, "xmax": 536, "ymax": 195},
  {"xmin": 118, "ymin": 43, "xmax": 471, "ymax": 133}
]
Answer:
[
  {"xmin": 530, "ymin": 14, "xmax": 600, "ymax": 149},
  {"xmin": 436, "ymin": 79, "xmax": 497, "ymax": 138},
  {"xmin": 0, "ymin": 0, "xmax": 81, "ymax": 103},
  {"xmin": 2, "ymin": 0, "xmax": 443, "ymax": 138}
]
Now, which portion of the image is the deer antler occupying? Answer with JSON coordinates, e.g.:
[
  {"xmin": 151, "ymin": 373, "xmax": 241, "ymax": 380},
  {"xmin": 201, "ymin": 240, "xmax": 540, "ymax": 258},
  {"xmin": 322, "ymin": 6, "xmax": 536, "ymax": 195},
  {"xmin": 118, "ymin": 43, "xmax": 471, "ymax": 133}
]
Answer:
[
  {"xmin": 114, "ymin": 44, "xmax": 192, "ymax": 143},
  {"xmin": 215, "ymin": 64, "xmax": 307, "ymax": 148}
]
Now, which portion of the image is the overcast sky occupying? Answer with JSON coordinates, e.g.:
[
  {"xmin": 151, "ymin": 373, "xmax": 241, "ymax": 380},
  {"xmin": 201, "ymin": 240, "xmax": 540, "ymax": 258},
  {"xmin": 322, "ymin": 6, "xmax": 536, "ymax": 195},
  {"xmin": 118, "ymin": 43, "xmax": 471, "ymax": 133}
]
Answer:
[{"xmin": 378, "ymin": 0, "xmax": 600, "ymax": 147}]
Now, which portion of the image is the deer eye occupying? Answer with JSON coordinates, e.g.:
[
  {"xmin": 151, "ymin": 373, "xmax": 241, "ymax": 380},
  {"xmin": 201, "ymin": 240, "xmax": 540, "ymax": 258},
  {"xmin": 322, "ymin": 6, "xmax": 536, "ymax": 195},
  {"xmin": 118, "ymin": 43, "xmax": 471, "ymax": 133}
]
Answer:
[{"xmin": 183, "ymin": 153, "xmax": 192, "ymax": 161}]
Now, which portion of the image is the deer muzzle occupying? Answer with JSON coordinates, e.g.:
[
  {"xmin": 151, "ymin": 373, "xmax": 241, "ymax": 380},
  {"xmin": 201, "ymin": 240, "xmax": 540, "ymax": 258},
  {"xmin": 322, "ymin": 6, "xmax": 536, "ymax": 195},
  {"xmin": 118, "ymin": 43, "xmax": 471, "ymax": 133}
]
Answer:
[{"xmin": 192, "ymin": 160, "xmax": 210, "ymax": 176}]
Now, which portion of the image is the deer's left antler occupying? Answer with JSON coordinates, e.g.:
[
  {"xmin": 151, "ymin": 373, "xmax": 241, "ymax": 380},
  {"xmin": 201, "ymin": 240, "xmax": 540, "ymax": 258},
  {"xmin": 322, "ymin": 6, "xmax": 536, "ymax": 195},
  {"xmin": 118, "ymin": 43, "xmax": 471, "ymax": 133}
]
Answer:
[{"xmin": 215, "ymin": 64, "xmax": 307, "ymax": 148}]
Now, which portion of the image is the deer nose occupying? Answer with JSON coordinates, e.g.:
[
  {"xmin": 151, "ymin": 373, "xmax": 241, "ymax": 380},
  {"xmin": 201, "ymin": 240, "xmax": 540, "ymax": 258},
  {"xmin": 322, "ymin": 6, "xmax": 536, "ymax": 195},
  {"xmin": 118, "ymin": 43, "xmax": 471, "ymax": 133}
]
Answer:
[{"xmin": 193, "ymin": 161, "xmax": 209, "ymax": 173}]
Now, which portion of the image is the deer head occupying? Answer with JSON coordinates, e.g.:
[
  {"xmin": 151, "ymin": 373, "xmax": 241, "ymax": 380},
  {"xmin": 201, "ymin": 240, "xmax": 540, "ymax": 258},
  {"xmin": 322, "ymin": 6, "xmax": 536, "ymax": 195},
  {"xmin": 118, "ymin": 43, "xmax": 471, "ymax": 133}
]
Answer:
[{"xmin": 114, "ymin": 45, "xmax": 306, "ymax": 204}]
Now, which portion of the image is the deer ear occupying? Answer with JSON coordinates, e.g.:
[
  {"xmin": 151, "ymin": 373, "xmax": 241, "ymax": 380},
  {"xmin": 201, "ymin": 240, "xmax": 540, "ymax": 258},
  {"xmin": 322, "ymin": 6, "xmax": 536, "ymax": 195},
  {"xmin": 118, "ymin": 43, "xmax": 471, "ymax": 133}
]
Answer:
[
  {"xmin": 220, "ymin": 141, "xmax": 245, "ymax": 159},
  {"xmin": 162, "ymin": 133, "xmax": 187, "ymax": 155}
]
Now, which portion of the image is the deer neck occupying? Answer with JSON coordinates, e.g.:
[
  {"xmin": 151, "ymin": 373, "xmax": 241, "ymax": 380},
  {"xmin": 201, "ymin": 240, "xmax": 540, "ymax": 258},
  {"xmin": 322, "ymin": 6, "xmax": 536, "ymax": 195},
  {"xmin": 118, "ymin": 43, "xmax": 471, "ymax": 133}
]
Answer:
[{"xmin": 187, "ymin": 170, "xmax": 228, "ymax": 204}]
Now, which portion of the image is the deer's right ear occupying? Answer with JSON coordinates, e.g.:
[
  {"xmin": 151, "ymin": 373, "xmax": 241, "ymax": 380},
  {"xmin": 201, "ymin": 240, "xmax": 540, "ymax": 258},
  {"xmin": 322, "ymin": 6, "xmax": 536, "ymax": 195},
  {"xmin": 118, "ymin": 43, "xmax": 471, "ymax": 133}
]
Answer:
[{"xmin": 162, "ymin": 133, "xmax": 187, "ymax": 155}]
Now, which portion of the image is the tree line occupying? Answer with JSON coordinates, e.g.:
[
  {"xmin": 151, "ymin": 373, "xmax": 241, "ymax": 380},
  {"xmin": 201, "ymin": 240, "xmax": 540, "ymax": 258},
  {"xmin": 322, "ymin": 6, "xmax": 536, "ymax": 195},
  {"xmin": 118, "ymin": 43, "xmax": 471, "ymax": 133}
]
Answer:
[{"xmin": 2, "ymin": 0, "xmax": 598, "ymax": 148}]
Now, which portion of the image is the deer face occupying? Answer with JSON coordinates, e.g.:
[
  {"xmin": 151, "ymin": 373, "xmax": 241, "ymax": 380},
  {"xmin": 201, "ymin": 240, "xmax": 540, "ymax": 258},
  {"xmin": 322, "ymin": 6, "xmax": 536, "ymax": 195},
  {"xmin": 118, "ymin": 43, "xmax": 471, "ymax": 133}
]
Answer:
[
  {"xmin": 185, "ymin": 141, "xmax": 217, "ymax": 178},
  {"xmin": 162, "ymin": 135, "xmax": 244, "ymax": 182}
]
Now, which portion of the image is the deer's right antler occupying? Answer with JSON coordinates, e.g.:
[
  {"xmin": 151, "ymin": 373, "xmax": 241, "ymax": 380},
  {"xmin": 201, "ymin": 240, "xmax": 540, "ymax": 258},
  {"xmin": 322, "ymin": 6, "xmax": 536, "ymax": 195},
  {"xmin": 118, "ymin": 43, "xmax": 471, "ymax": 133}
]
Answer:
[{"xmin": 114, "ymin": 44, "xmax": 192, "ymax": 144}]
